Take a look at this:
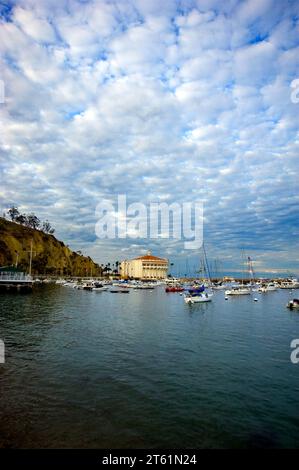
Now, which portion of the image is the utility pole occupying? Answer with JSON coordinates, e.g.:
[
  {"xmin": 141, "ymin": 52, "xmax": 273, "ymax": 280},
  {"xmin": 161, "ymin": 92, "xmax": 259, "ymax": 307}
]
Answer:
[{"xmin": 26, "ymin": 240, "xmax": 36, "ymax": 277}]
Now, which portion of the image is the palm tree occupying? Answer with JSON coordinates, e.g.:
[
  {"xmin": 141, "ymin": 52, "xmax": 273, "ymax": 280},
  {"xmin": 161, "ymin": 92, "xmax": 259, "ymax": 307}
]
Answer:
[{"xmin": 115, "ymin": 261, "xmax": 120, "ymax": 274}]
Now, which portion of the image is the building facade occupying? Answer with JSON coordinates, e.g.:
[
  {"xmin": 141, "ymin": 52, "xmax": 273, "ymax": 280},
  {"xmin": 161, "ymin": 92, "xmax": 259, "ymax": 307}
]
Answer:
[{"xmin": 120, "ymin": 251, "xmax": 168, "ymax": 280}]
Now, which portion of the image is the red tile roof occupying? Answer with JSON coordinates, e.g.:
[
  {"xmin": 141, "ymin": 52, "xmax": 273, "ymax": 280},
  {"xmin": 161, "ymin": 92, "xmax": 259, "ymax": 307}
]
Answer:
[{"xmin": 135, "ymin": 254, "xmax": 168, "ymax": 263}]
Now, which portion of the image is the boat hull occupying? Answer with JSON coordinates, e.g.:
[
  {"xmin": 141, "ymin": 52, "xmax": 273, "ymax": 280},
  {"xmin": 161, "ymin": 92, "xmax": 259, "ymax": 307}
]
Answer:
[
  {"xmin": 287, "ymin": 300, "xmax": 299, "ymax": 310},
  {"xmin": 225, "ymin": 289, "xmax": 251, "ymax": 295},
  {"xmin": 184, "ymin": 294, "xmax": 213, "ymax": 304}
]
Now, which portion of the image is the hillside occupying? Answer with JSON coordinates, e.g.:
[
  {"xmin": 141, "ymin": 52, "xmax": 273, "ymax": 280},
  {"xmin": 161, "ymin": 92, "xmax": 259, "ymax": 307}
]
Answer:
[{"xmin": 0, "ymin": 217, "xmax": 102, "ymax": 277}]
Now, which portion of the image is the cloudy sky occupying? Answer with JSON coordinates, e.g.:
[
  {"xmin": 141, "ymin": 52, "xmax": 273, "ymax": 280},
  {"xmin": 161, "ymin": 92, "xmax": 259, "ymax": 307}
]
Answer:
[{"xmin": 0, "ymin": 0, "xmax": 298, "ymax": 276}]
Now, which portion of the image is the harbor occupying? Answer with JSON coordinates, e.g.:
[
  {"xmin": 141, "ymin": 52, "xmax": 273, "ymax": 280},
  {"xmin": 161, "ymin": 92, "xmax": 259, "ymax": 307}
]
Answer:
[
  {"xmin": 0, "ymin": 283, "xmax": 299, "ymax": 448},
  {"xmin": 0, "ymin": 0, "xmax": 298, "ymax": 454}
]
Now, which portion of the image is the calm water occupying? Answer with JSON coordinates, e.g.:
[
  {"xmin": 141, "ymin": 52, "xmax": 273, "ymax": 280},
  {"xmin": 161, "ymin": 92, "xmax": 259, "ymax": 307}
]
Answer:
[{"xmin": 0, "ymin": 285, "xmax": 299, "ymax": 448}]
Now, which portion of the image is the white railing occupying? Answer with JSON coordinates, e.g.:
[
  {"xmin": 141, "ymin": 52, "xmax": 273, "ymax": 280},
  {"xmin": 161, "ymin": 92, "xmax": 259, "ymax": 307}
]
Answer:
[{"xmin": 0, "ymin": 272, "xmax": 32, "ymax": 282}]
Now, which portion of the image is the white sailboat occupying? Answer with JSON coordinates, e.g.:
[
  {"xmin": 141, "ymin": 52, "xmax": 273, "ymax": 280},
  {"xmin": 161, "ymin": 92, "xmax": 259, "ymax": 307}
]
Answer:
[
  {"xmin": 184, "ymin": 291, "xmax": 213, "ymax": 304},
  {"xmin": 184, "ymin": 244, "xmax": 213, "ymax": 304},
  {"xmin": 225, "ymin": 255, "xmax": 251, "ymax": 296}
]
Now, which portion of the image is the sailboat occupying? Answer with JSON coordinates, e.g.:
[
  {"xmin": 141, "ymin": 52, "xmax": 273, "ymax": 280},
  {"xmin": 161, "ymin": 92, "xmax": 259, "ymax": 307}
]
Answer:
[
  {"xmin": 225, "ymin": 255, "xmax": 251, "ymax": 296},
  {"xmin": 184, "ymin": 286, "xmax": 213, "ymax": 304},
  {"xmin": 184, "ymin": 244, "xmax": 213, "ymax": 304}
]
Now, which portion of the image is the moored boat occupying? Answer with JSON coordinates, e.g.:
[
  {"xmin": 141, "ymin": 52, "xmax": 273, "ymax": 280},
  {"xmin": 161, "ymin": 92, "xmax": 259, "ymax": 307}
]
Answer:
[
  {"xmin": 258, "ymin": 283, "xmax": 278, "ymax": 293},
  {"xmin": 165, "ymin": 286, "xmax": 184, "ymax": 292},
  {"xmin": 82, "ymin": 282, "xmax": 93, "ymax": 291},
  {"xmin": 225, "ymin": 287, "xmax": 251, "ymax": 295},
  {"xmin": 92, "ymin": 282, "xmax": 108, "ymax": 292},
  {"xmin": 280, "ymin": 281, "xmax": 299, "ymax": 289},
  {"xmin": 184, "ymin": 288, "xmax": 213, "ymax": 304},
  {"xmin": 212, "ymin": 283, "xmax": 227, "ymax": 290},
  {"xmin": 287, "ymin": 299, "xmax": 299, "ymax": 310}
]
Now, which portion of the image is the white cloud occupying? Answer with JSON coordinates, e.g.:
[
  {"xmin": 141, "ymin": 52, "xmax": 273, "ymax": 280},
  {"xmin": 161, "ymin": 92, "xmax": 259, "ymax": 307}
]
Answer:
[
  {"xmin": 0, "ymin": 0, "xmax": 298, "ymax": 273},
  {"xmin": 13, "ymin": 6, "xmax": 56, "ymax": 43}
]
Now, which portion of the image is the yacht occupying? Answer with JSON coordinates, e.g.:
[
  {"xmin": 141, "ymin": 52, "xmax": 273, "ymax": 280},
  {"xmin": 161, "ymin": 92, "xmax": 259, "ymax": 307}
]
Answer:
[
  {"xmin": 258, "ymin": 283, "xmax": 278, "ymax": 292},
  {"xmin": 280, "ymin": 280, "xmax": 299, "ymax": 289},
  {"xmin": 225, "ymin": 286, "xmax": 251, "ymax": 295}
]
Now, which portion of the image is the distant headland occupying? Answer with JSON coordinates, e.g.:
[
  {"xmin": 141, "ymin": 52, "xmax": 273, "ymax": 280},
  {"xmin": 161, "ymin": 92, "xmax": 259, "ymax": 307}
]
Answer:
[{"xmin": 0, "ymin": 216, "xmax": 102, "ymax": 277}]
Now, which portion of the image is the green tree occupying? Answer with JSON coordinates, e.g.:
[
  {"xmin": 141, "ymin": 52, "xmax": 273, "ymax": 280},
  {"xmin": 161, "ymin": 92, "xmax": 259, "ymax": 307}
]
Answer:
[
  {"xmin": 26, "ymin": 214, "xmax": 41, "ymax": 230},
  {"xmin": 15, "ymin": 213, "xmax": 26, "ymax": 225},
  {"xmin": 42, "ymin": 220, "xmax": 55, "ymax": 234},
  {"xmin": 8, "ymin": 206, "xmax": 19, "ymax": 221}
]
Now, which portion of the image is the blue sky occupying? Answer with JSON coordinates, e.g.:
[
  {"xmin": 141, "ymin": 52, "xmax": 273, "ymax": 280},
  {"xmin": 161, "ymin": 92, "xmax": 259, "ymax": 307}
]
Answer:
[{"xmin": 0, "ymin": 0, "xmax": 298, "ymax": 275}]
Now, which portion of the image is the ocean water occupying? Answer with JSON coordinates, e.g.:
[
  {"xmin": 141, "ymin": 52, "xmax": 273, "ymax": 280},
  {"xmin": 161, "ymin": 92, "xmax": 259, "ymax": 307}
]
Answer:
[{"xmin": 0, "ymin": 285, "xmax": 299, "ymax": 448}]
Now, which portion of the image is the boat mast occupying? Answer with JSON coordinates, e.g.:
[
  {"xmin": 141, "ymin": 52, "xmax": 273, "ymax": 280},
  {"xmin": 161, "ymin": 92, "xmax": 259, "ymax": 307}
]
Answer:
[
  {"xmin": 247, "ymin": 256, "xmax": 255, "ymax": 282},
  {"xmin": 241, "ymin": 249, "xmax": 247, "ymax": 286},
  {"xmin": 203, "ymin": 243, "xmax": 212, "ymax": 285},
  {"xmin": 29, "ymin": 240, "xmax": 33, "ymax": 276}
]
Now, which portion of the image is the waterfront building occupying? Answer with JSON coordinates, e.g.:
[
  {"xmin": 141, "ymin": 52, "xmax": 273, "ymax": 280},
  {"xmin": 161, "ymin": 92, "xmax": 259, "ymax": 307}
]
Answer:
[{"xmin": 120, "ymin": 251, "xmax": 168, "ymax": 280}]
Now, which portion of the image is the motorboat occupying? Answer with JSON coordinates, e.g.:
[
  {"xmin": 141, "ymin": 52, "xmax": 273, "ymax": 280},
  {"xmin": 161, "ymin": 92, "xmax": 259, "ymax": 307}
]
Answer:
[
  {"xmin": 287, "ymin": 299, "xmax": 299, "ymax": 310},
  {"xmin": 63, "ymin": 281, "xmax": 77, "ymax": 288},
  {"xmin": 134, "ymin": 282, "xmax": 156, "ymax": 289},
  {"xmin": 92, "ymin": 282, "xmax": 108, "ymax": 292},
  {"xmin": 225, "ymin": 287, "xmax": 251, "ymax": 295},
  {"xmin": 258, "ymin": 283, "xmax": 278, "ymax": 292},
  {"xmin": 280, "ymin": 280, "xmax": 299, "ymax": 289},
  {"xmin": 265, "ymin": 283, "xmax": 278, "ymax": 291},
  {"xmin": 165, "ymin": 286, "xmax": 184, "ymax": 292},
  {"xmin": 82, "ymin": 282, "xmax": 93, "ymax": 291}
]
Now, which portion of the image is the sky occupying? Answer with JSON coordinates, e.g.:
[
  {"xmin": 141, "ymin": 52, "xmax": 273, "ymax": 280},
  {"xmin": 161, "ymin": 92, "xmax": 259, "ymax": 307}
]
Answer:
[{"xmin": 0, "ymin": 0, "xmax": 298, "ymax": 276}]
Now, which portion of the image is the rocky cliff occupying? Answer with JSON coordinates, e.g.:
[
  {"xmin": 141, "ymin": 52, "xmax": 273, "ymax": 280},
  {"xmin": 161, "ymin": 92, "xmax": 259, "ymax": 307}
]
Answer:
[{"xmin": 0, "ymin": 217, "xmax": 102, "ymax": 276}]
